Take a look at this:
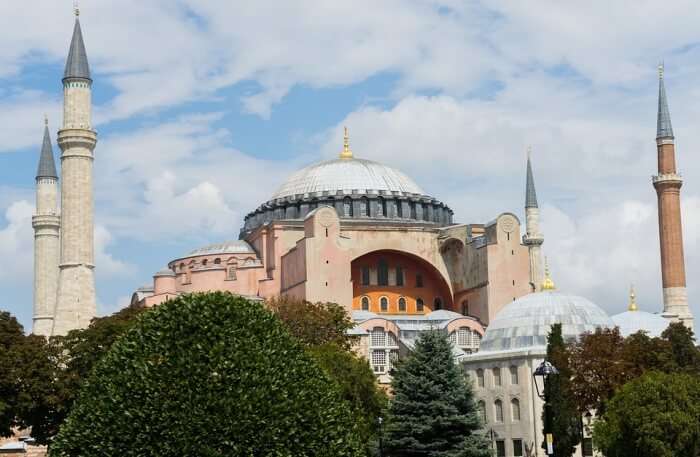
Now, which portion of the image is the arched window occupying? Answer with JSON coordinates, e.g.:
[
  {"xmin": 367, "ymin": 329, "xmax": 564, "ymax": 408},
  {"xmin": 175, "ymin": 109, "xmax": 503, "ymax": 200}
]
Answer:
[
  {"xmin": 422, "ymin": 203, "xmax": 429, "ymax": 221},
  {"xmin": 476, "ymin": 369, "xmax": 485, "ymax": 388},
  {"xmin": 510, "ymin": 366, "xmax": 519, "ymax": 385},
  {"xmin": 202, "ymin": 259, "xmax": 208, "ymax": 266},
  {"xmin": 478, "ymin": 400, "xmax": 487, "ymax": 423},
  {"xmin": 416, "ymin": 298, "xmax": 424, "ymax": 312},
  {"xmin": 494, "ymin": 400, "xmax": 504, "ymax": 423},
  {"xmin": 227, "ymin": 266, "xmax": 237, "ymax": 280},
  {"xmin": 361, "ymin": 296, "xmax": 370, "ymax": 311},
  {"xmin": 397, "ymin": 201, "xmax": 403, "ymax": 218},
  {"xmin": 511, "ymin": 398, "xmax": 521, "ymax": 422},
  {"xmin": 214, "ymin": 258, "xmax": 221, "ymax": 265},
  {"xmin": 398, "ymin": 297, "xmax": 406, "ymax": 312},
  {"xmin": 179, "ymin": 262, "xmax": 185, "ymax": 271},
  {"xmin": 434, "ymin": 297, "xmax": 443, "ymax": 310},
  {"xmin": 343, "ymin": 197, "xmax": 353, "ymax": 217},
  {"xmin": 410, "ymin": 202, "xmax": 417, "ymax": 219},
  {"xmin": 376, "ymin": 197, "xmax": 386, "ymax": 217},
  {"xmin": 378, "ymin": 259, "xmax": 389, "ymax": 286},
  {"xmin": 461, "ymin": 300, "xmax": 468, "ymax": 316},
  {"xmin": 493, "ymin": 367, "xmax": 502, "ymax": 386},
  {"xmin": 457, "ymin": 327, "xmax": 470, "ymax": 346},
  {"xmin": 396, "ymin": 266, "xmax": 404, "ymax": 286},
  {"xmin": 380, "ymin": 296, "xmax": 389, "ymax": 312},
  {"xmin": 360, "ymin": 197, "xmax": 369, "ymax": 217}
]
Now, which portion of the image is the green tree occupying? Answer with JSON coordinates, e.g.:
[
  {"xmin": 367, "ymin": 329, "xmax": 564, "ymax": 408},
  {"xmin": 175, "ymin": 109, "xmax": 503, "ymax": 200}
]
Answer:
[
  {"xmin": 662, "ymin": 322, "xmax": 700, "ymax": 373},
  {"xmin": 267, "ymin": 296, "xmax": 355, "ymax": 350},
  {"xmin": 543, "ymin": 324, "xmax": 580, "ymax": 457},
  {"xmin": 593, "ymin": 371, "xmax": 700, "ymax": 457},
  {"xmin": 384, "ymin": 330, "xmax": 490, "ymax": 457},
  {"xmin": 49, "ymin": 292, "xmax": 364, "ymax": 457},
  {"xmin": 0, "ymin": 311, "xmax": 29, "ymax": 437}
]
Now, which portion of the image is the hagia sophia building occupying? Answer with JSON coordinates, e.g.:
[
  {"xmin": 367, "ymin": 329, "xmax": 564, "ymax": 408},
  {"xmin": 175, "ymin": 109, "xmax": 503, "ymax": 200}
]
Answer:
[{"xmin": 24, "ymin": 9, "xmax": 696, "ymax": 457}]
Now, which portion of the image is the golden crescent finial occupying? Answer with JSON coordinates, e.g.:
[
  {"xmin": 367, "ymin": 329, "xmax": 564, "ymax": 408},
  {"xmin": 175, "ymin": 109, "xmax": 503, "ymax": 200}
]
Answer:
[
  {"xmin": 542, "ymin": 257, "xmax": 556, "ymax": 291},
  {"xmin": 339, "ymin": 126, "xmax": 353, "ymax": 159},
  {"xmin": 628, "ymin": 284, "xmax": 638, "ymax": 311}
]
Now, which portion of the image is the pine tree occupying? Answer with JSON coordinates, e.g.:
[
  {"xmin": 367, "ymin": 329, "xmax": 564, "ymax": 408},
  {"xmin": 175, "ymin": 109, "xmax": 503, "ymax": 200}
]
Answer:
[
  {"xmin": 384, "ymin": 330, "xmax": 490, "ymax": 457},
  {"xmin": 543, "ymin": 324, "xmax": 581, "ymax": 457}
]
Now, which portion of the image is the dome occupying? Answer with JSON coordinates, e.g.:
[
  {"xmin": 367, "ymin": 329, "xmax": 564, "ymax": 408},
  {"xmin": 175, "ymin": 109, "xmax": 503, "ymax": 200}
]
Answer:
[
  {"xmin": 479, "ymin": 291, "xmax": 614, "ymax": 352},
  {"xmin": 154, "ymin": 268, "xmax": 175, "ymax": 277},
  {"xmin": 187, "ymin": 240, "xmax": 255, "ymax": 257},
  {"xmin": 270, "ymin": 158, "xmax": 426, "ymax": 200},
  {"xmin": 612, "ymin": 311, "xmax": 670, "ymax": 338}
]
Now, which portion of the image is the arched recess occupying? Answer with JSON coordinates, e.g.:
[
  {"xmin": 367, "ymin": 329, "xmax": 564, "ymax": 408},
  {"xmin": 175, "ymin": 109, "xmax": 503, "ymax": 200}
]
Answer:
[{"xmin": 350, "ymin": 249, "xmax": 454, "ymax": 313}]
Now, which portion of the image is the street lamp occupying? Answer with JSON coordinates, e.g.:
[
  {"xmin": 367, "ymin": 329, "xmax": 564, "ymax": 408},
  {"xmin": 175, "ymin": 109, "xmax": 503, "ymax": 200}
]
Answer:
[
  {"xmin": 533, "ymin": 360, "xmax": 558, "ymax": 456},
  {"xmin": 377, "ymin": 416, "xmax": 384, "ymax": 457}
]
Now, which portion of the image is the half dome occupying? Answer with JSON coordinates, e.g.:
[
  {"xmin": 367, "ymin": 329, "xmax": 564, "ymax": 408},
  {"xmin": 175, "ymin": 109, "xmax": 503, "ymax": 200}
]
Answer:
[
  {"xmin": 271, "ymin": 158, "xmax": 425, "ymax": 200},
  {"xmin": 479, "ymin": 291, "xmax": 613, "ymax": 352},
  {"xmin": 611, "ymin": 310, "xmax": 670, "ymax": 338}
]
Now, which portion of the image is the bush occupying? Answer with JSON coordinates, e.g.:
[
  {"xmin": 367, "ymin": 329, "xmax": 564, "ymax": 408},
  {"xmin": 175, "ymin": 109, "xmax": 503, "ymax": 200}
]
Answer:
[{"xmin": 49, "ymin": 292, "xmax": 364, "ymax": 457}]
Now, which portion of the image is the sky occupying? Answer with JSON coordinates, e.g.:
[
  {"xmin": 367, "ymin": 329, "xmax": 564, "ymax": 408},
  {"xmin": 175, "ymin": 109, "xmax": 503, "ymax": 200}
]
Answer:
[{"xmin": 2, "ymin": 0, "xmax": 700, "ymax": 330}]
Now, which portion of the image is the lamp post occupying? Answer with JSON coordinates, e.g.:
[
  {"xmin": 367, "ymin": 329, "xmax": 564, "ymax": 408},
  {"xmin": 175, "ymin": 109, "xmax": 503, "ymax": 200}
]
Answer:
[
  {"xmin": 378, "ymin": 416, "xmax": 384, "ymax": 457},
  {"xmin": 533, "ymin": 360, "xmax": 558, "ymax": 456}
]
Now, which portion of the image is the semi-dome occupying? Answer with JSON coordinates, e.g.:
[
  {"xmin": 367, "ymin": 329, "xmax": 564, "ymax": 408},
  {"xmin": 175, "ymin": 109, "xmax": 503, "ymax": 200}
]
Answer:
[
  {"xmin": 612, "ymin": 310, "xmax": 670, "ymax": 338},
  {"xmin": 186, "ymin": 240, "xmax": 255, "ymax": 257},
  {"xmin": 271, "ymin": 158, "xmax": 425, "ymax": 200},
  {"xmin": 479, "ymin": 290, "xmax": 614, "ymax": 352}
]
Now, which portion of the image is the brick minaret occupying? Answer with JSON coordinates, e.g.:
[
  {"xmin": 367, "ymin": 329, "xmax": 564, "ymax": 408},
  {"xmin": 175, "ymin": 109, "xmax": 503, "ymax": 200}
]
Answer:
[
  {"xmin": 32, "ymin": 117, "xmax": 60, "ymax": 336},
  {"xmin": 523, "ymin": 149, "xmax": 544, "ymax": 292},
  {"xmin": 653, "ymin": 64, "xmax": 693, "ymax": 329},
  {"xmin": 53, "ymin": 9, "xmax": 97, "ymax": 335}
]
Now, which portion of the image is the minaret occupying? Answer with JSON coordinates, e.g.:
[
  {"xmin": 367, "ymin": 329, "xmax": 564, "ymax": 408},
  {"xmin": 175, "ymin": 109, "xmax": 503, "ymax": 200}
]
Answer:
[
  {"xmin": 652, "ymin": 64, "xmax": 693, "ymax": 329},
  {"xmin": 523, "ymin": 148, "xmax": 545, "ymax": 292},
  {"xmin": 32, "ymin": 117, "xmax": 60, "ymax": 336},
  {"xmin": 53, "ymin": 8, "xmax": 97, "ymax": 336}
]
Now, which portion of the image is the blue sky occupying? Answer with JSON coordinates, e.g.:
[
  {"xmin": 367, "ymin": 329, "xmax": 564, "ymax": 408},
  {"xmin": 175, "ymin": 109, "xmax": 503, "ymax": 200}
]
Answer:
[{"xmin": 3, "ymin": 1, "xmax": 700, "ymax": 330}]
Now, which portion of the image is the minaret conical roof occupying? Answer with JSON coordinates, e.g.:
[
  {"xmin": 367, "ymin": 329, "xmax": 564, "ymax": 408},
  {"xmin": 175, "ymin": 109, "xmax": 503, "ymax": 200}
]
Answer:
[
  {"xmin": 525, "ymin": 153, "xmax": 538, "ymax": 208},
  {"xmin": 63, "ymin": 15, "xmax": 91, "ymax": 81},
  {"xmin": 656, "ymin": 65, "xmax": 673, "ymax": 139},
  {"xmin": 36, "ymin": 120, "xmax": 57, "ymax": 179}
]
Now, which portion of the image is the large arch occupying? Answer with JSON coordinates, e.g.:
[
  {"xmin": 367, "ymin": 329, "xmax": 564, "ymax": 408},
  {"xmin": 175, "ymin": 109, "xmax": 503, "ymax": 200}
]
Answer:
[{"xmin": 350, "ymin": 249, "xmax": 454, "ymax": 314}]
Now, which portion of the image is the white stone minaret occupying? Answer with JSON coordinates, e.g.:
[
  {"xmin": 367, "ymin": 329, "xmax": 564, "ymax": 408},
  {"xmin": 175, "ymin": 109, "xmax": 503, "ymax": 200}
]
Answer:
[
  {"xmin": 53, "ymin": 9, "xmax": 97, "ymax": 336},
  {"xmin": 32, "ymin": 117, "xmax": 60, "ymax": 336},
  {"xmin": 523, "ymin": 150, "xmax": 544, "ymax": 292}
]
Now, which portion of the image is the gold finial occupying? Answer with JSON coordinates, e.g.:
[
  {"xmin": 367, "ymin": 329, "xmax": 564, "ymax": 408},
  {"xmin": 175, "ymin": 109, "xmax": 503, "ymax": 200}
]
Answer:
[
  {"xmin": 658, "ymin": 62, "xmax": 664, "ymax": 80},
  {"xmin": 542, "ymin": 257, "xmax": 556, "ymax": 291},
  {"xmin": 339, "ymin": 126, "xmax": 353, "ymax": 159},
  {"xmin": 628, "ymin": 284, "xmax": 638, "ymax": 311}
]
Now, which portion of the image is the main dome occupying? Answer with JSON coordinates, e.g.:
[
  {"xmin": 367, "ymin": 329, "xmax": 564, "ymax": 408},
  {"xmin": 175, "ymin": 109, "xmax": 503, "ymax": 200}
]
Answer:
[
  {"xmin": 270, "ymin": 158, "xmax": 425, "ymax": 200},
  {"xmin": 479, "ymin": 291, "xmax": 614, "ymax": 352}
]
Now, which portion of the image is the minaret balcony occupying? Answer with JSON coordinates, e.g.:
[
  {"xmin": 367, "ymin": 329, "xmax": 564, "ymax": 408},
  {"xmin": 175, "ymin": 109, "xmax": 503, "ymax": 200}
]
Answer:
[{"xmin": 652, "ymin": 173, "xmax": 683, "ymax": 186}]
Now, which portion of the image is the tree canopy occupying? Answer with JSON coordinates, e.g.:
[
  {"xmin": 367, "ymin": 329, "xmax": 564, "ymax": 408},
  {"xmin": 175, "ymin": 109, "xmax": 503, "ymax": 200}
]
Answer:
[
  {"xmin": 384, "ymin": 330, "xmax": 490, "ymax": 457},
  {"xmin": 49, "ymin": 292, "xmax": 364, "ymax": 457},
  {"xmin": 593, "ymin": 371, "xmax": 700, "ymax": 457}
]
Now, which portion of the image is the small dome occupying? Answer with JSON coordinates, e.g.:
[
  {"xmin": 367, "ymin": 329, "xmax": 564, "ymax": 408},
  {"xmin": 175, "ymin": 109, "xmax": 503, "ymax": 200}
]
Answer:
[
  {"xmin": 480, "ymin": 291, "xmax": 613, "ymax": 352},
  {"xmin": 187, "ymin": 240, "xmax": 255, "ymax": 257},
  {"xmin": 612, "ymin": 311, "xmax": 670, "ymax": 338},
  {"xmin": 154, "ymin": 268, "xmax": 175, "ymax": 277},
  {"xmin": 270, "ymin": 158, "xmax": 425, "ymax": 200}
]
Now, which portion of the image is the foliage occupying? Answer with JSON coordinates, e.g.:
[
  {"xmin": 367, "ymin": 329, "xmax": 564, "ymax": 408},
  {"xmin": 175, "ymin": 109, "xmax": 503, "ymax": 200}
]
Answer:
[
  {"xmin": 384, "ymin": 330, "xmax": 490, "ymax": 457},
  {"xmin": 49, "ymin": 292, "xmax": 364, "ymax": 457},
  {"xmin": 0, "ymin": 311, "xmax": 29, "ymax": 437},
  {"xmin": 267, "ymin": 296, "xmax": 355, "ymax": 350},
  {"xmin": 542, "ymin": 323, "xmax": 580, "ymax": 457},
  {"xmin": 309, "ymin": 344, "xmax": 387, "ymax": 449},
  {"xmin": 662, "ymin": 322, "xmax": 700, "ymax": 372},
  {"xmin": 593, "ymin": 371, "xmax": 700, "ymax": 457}
]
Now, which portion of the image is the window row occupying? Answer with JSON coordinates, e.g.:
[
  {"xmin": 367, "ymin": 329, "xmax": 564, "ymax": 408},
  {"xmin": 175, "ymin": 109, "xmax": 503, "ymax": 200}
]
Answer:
[
  {"xmin": 449, "ymin": 327, "xmax": 482, "ymax": 349},
  {"xmin": 360, "ymin": 262, "xmax": 421, "ymax": 288},
  {"xmin": 494, "ymin": 439, "xmax": 525, "ymax": 457},
  {"xmin": 369, "ymin": 328, "xmax": 400, "ymax": 374},
  {"xmin": 341, "ymin": 197, "xmax": 444, "ymax": 222},
  {"xmin": 360, "ymin": 296, "xmax": 443, "ymax": 312},
  {"xmin": 478, "ymin": 398, "xmax": 521, "ymax": 424},
  {"xmin": 475, "ymin": 366, "xmax": 519, "ymax": 388}
]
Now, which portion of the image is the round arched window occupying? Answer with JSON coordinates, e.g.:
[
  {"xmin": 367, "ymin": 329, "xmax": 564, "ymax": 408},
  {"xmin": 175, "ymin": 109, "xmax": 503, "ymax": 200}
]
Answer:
[
  {"xmin": 434, "ymin": 297, "xmax": 443, "ymax": 310},
  {"xmin": 416, "ymin": 298, "xmax": 424, "ymax": 312},
  {"xmin": 361, "ymin": 296, "xmax": 370, "ymax": 311},
  {"xmin": 380, "ymin": 297, "xmax": 388, "ymax": 312}
]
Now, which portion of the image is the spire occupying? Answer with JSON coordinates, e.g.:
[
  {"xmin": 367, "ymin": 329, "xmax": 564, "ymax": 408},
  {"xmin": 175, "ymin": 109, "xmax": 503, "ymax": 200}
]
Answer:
[
  {"xmin": 63, "ymin": 9, "xmax": 91, "ymax": 82},
  {"xmin": 542, "ymin": 257, "xmax": 556, "ymax": 291},
  {"xmin": 656, "ymin": 63, "xmax": 673, "ymax": 139},
  {"xmin": 628, "ymin": 284, "xmax": 638, "ymax": 312},
  {"xmin": 36, "ymin": 117, "xmax": 58, "ymax": 179},
  {"xmin": 339, "ymin": 126, "xmax": 353, "ymax": 159},
  {"xmin": 525, "ymin": 146, "xmax": 538, "ymax": 208}
]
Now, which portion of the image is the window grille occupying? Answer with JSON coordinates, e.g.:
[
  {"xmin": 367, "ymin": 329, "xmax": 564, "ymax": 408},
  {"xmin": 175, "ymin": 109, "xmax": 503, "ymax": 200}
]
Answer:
[
  {"xmin": 387, "ymin": 331, "xmax": 398, "ymax": 347},
  {"xmin": 457, "ymin": 328, "xmax": 469, "ymax": 346},
  {"xmin": 371, "ymin": 350, "xmax": 386, "ymax": 373},
  {"xmin": 371, "ymin": 328, "xmax": 385, "ymax": 347},
  {"xmin": 450, "ymin": 332, "xmax": 457, "ymax": 345}
]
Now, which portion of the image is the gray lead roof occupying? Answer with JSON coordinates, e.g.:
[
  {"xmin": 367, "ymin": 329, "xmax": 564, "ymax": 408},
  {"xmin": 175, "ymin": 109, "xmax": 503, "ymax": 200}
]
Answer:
[
  {"xmin": 36, "ymin": 123, "xmax": 58, "ymax": 179},
  {"xmin": 64, "ymin": 18, "xmax": 91, "ymax": 81},
  {"xmin": 525, "ymin": 155, "xmax": 538, "ymax": 208},
  {"xmin": 657, "ymin": 71, "xmax": 673, "ymax": 139}
]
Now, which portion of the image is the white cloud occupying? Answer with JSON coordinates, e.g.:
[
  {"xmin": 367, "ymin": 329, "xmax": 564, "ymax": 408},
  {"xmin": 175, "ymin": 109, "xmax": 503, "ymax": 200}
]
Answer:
[
  {"xmin": 95, "ymin": 224, "xmax": 131, "ymax": 278},
  {"xmin": 0, "ymin": 200, "xmax": 34, "ymax": 281}
]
